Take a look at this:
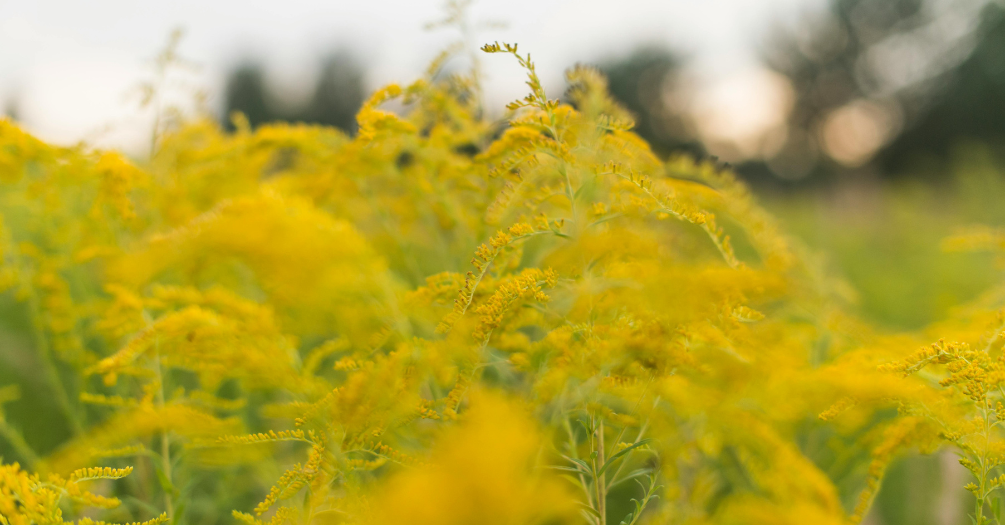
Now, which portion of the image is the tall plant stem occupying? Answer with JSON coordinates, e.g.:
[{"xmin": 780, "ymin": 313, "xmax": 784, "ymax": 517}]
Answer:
[
  {"xmin": 596, "ymin": 419, "xmax": 607, "ymax": 525},
  {"xmin": 153, "ymin": 339, "xmax": 174, "ymax": 521},
  {"xmin": 26, "ymin": 286, "xmax": 82, "ymax": 436}
]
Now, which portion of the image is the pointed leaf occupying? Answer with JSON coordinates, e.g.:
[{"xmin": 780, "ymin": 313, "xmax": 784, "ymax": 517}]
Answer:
[
  {"xmin": 561, "ymin": 454, "xmax": 594, "ymax": 476},
  {"xmin": 577, "ymin": 503, "xmax": 602, "ymax": 519},
  {"xmin": 597, "ymin": 439, "xmax": 653, "ymax": 477},
  {"xmin": 608, "ymin": 467, "xmax": 654, "ymax": 490},
  {"xmin": 547, "ymin": 465, "xmax": 589, "ymax": 474}
]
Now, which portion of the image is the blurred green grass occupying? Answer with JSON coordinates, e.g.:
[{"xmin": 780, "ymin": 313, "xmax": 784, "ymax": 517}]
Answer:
[{"xmin": 765, "ymin": 146, "xmax": 1005, "ymax": 332}]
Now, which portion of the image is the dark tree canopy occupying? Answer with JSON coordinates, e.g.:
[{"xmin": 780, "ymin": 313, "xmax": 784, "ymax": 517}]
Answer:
[
  {"xmin": 761, "ymin": 0, "xmax": 1004, "ymax": 181},
  {"xmin": 593, "ymin": 47, "xmax": 704, "ymax": 159},
  {"xmin": 222, "ymin": 50, "xmax": 365, "ymax": 134},
  {"xmin": 879, "ymin": 4, "xmax": 1005, "ymax": 175},
  {"xmin": 223, "ymin": 64, "xmax": 273, "ymax": 130}
]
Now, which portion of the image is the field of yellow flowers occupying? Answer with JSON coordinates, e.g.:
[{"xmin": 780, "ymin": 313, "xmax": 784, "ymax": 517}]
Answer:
[{"xmin": 3, "ymin": 40, "xmax": 1005, "ymax": 525}]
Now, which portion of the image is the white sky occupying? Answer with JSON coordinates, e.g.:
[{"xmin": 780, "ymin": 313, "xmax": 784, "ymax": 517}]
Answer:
[{"xmin": 0, "ymin": 0, "xmax": 828, "ymax": 155}]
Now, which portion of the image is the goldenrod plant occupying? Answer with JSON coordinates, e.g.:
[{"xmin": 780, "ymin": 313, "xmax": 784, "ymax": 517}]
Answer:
[{"xmin": 1, "ymin": 26, "xmax": 1003, "ymax": 525}]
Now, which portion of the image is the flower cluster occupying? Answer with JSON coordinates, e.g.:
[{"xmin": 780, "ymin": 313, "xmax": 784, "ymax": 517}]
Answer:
[{"xmin": 0, "ymin": 30, "xmax": 976, "ymax": 525}]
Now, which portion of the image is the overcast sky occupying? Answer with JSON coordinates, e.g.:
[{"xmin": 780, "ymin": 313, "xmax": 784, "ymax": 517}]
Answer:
[{"xmin": 0, "ymin": 0, "xmax": 828, "ymax": 154}]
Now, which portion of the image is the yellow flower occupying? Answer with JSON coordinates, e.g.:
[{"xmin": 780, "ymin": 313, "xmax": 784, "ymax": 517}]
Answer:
[{"xmin": 370, "ymin": 392, "xmax": 577, "ymax": 525}]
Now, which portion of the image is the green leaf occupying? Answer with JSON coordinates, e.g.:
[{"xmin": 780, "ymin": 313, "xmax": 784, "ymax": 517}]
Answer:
[
  {"xmin": 608, "ymin": 467, "xmax": 653, "ymax": 490},
  {"xmin": 171, "ymin": 502, "xmax": 186, "ymax": 525},
  {"xmin": 577, "ymin": 503, "xmax": 602, "ymax": 519},
  {"xmin": 597, "ymin": 439, "xmax": 653, "ymax": 477},
  {"xmin": 557, "ymin": 473, "xmax": 585, "ymax": 487},
  {"xmin": 563, "ymin": 455, "xmax": 594, "ymax": 475},
  {"xmin": 122, "ymin": 495, "xmax": 162, "ymax": 516},
  {"xmin": 153, "ymin": 465, "xmax": 175, "ymax": 495},
  {"xmin": 547, "ymin": 465, "xmax": 589, "ymax": 474}
]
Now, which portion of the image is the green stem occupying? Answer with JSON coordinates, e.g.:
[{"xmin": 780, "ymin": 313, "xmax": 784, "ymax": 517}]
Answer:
[
  {"xmin": 596, "ymin": 418, "xmax": 607, "ymax": 525},
  {"xmin": 978, "ymin": 399, "xmax": 993, "ymax": 524},
  {"xmin": 153, "ymin": 338, "xmax": 174, "ymax": 521},
  {"xmin": 25, "ymin": 284, "xmax": 82, "ymax": 436},
  {"xmin": 0, "ymin": 419, "xmax": 40, "ymax": 468},
  {"xmin": 564, "ymin": 418, "xmax": 595, "ymax": 512},
  {"xmin": 562, "ymin": 170, "xmax": 582, "ymax": 241}
]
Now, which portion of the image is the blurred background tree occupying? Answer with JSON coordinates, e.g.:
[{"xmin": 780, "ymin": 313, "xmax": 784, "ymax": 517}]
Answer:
[
  {"xmin": 556, "ymin": 0, "xmax": 1005, "ymax": 190},
  {"xmin": 878, "ymin": 4, "xmax": 1005, "ymax": 177},
  {"xmin": 591, "ymin": 47, "xmax": 704, "ymax": 159},
  {"xmin": 2, "ymin": 98, "xmax": 19, "ymax": 122},
  {"xmin": 223, "ymin": 62, "xmax": 272, "ymax": 129},
  {"xmin": 759, "ymin": 0, "xmax": 1004, "ymax": 182},
  {"xmin": 223, "ymin": 50, "xmax": 364, "ymax": 133}
]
